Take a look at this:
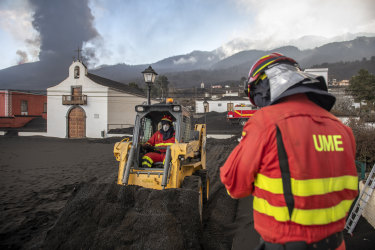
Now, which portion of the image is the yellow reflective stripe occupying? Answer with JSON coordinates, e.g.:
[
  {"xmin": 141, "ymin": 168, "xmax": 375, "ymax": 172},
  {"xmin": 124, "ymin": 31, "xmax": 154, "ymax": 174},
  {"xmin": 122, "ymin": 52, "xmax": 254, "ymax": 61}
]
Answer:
[
  {"xmin": 142, "ymin": 161, "xmax": 152, "ymax": 168},
  {"xmin": 142, "ymin": 156, "xmax": 153, "ymax": 164},
  {"xmin": 292, "ymin": 176, "xmax": 357, "ymax": 196},
  {"xmin": 234, "ymin": 111, "xmax": 254, "ymax": 117},
  {"xmin": 254, "ymin": 196, "xmax": 290, "ymax": 221},
  {"xmin": 253, "ymin": 196, "xmax": 354, "ymax": 225},
  {"xmin": 155, "ymin": 142, "xmax": 174, "ymax": 147},
  {"xmin": 254, "ymin": 174, "xmax": 358, "ymax": 196},
  {"xmin": 226, "ymin": 189, "xmax": 231, "ymax": 197},
  {"xmin": 253, "ymin": 60, "xmax": 276, "ymax": 77}
]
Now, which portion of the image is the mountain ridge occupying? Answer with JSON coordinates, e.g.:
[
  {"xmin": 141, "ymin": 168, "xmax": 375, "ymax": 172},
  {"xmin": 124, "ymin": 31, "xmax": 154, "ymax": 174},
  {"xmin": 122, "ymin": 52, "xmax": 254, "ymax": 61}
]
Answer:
[{"xmin": 0, "ymin": 36, "xmax": 374, "ymax": 90}]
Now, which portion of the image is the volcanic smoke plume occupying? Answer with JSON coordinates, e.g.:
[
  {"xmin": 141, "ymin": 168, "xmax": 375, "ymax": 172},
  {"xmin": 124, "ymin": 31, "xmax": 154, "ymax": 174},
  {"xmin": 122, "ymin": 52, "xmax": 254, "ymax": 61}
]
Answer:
[
  {"xmin": 16, "ymin": 50, "xmax": 29, "ymax": 65},
  {"xmin": 29, "ymin": 0, "xmax": 100, "ymax": 64}
]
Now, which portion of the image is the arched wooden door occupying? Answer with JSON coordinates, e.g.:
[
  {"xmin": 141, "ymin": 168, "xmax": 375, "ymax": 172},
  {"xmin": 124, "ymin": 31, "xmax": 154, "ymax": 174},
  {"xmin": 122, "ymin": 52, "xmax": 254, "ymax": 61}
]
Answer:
[{"xmin": 68, "ymin": 107, "xmax": 85, "ymax": 138}]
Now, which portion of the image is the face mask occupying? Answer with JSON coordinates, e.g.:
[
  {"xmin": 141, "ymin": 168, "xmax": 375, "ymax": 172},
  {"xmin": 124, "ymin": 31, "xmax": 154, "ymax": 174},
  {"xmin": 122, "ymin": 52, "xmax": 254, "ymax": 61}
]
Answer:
[
  {"xmin": 252, "ymin": 78, "xmax": 271, "ymax": 107},
  {"xmin": 162, "ymin": 124, "xmax": 170, "ymax": 132}
]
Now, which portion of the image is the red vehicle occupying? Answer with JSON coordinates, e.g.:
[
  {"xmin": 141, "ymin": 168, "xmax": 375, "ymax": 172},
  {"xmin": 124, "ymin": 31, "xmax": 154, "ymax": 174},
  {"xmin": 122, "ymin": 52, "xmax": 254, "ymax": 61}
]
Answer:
[{"xmin": 227, "ymin": 104, "xmax": 257, "ymax": 126}]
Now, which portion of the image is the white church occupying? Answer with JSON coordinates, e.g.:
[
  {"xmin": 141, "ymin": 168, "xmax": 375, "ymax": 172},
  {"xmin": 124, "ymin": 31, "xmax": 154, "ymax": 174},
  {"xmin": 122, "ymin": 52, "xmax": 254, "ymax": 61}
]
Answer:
[{"xmin": 47, "ymin": 60, "xmax": 147, "ymax": 138}]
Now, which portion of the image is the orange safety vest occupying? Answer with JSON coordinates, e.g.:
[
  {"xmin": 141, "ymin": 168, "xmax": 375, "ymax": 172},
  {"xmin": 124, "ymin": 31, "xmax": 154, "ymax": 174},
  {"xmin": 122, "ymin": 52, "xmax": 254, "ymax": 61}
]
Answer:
[{"xmin": 220, "ymin": 94, "xmax": 358, "ymax": 244}]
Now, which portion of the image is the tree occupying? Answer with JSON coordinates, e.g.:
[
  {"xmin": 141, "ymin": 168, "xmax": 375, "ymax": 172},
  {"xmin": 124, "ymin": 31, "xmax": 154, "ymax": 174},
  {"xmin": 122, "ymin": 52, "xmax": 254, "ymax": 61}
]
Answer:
[
  {"xmin": 346, "ymin": 69, "xmax": 375, "ymax": 107},
  {"xmin": 155, "ymin": 75, "xmax": 170, "ymax": 99},
  {"xmin": 347, "ymin": 118, "xmax": 375, "ymax": 168},
  {"xmin": 345, "ymin": 69, "xmax": 375, "ymax": 167},
  {"xmin": 128, "ymin": 82, "xmax": 143, "ymax": 91},
  {"xmin": 331, "ymin": 97, "xmax": 356, "ymax": 116}
]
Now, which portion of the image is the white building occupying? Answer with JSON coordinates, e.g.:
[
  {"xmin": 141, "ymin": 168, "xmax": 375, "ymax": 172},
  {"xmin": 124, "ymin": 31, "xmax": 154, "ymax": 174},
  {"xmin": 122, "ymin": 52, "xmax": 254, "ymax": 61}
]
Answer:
[
  {"xmin": 47, "ymin": 60, "xmax": 147, "ymax": 138},
  {"xmin": 223, "ymin": 90, "xmax": 239, "ymax": 97},
  {"xmin": 304, "ymin": 68, "xmax": 329, "ymax": 86},
  {"xmin": 195, "ymin": 97, "xmax": 251, "ymax": 113}
]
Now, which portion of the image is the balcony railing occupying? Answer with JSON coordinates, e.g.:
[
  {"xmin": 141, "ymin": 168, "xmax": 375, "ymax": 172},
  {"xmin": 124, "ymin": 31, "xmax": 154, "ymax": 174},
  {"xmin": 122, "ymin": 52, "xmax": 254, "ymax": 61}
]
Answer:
[{"xmin": 62, "ymin": 95, "xmax": 87, "ymax": 105}]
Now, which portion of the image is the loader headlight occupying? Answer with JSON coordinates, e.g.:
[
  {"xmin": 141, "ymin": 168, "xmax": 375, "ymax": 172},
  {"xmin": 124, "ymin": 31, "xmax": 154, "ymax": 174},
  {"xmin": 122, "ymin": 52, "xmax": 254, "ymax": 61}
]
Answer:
[
  {"xmin": 172, "ymin": 105, "xmax": 181, "ymax": 112},
  {"xmin": 135, "ymin": 105, "xmax": 145, "ymax": 112}
]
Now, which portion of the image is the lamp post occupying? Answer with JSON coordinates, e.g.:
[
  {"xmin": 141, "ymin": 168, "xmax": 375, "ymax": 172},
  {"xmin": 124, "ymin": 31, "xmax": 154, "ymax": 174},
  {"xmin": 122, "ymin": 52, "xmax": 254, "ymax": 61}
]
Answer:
[
  {"xmin": 142, "ymin": 66, "xmax": 158, "ymax": 105},
  {"xmin": 203, "ymin": 99, "xmax": 208, "ymax": 125}
]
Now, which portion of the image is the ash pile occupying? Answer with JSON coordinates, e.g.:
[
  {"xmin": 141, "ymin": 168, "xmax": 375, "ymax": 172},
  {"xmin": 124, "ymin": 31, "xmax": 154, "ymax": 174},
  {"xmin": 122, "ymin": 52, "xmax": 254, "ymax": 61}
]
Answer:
[
  {"xmin": 42, "ymin": 137, "xmax": 240, "ymax": 250},
  {"xmin": 43, "ymin": 184, "xmax": 202, "ymax": 249}
]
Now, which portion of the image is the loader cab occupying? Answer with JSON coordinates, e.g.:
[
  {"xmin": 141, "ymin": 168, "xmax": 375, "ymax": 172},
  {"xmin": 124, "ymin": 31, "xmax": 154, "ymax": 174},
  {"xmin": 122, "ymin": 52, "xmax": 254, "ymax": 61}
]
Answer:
[
  {"xmin": 138, "ymin": 112, "xmax": 176, "ymax": 145},
  {"xmin": 132, "ymin": 103, "xmax": 192, "ymax": 169}
]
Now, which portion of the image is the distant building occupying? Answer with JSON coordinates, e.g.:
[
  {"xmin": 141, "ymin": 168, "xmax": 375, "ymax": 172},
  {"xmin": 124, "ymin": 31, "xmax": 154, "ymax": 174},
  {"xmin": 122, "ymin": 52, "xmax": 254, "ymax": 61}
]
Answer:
[
  {"xmin": 0, "ymin": 90, "xmax": 47, "ymax": 128},
  {"xmin": 304, "ymin": 68, "xmax": 328, "ymax": 86},
  {"xmin": 338, "ymin": 80, "xmax": 350, "ymax": 86},
  {"xmin": 211, "ymin": 85, "xmax": 222, "ymax": 89},
  {"xmin": 223, "ymin": 90, "xmax": 239, "ymax": 97},
  {"xmin": 195, "ymin": 96, "xmax": 251, "ymax": 113},
  {"xmin": 47, "ymin": 60, "xmax": 147, "ymax": 138},
  {"xmin": 200, "ymin": 82, "xmax": 205, "ymax": 88}
]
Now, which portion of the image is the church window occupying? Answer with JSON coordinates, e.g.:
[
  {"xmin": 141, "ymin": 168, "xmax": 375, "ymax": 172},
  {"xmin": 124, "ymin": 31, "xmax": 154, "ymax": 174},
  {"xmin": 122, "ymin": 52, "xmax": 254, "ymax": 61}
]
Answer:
[
  {"xmin": 71, "ymin": 86, "xmax": 82, "ymax": 101},
  {"xmin": 21, "ymin": 100, "xmax": 28, "ymax": 115},
  {"xmin": 74, "ymin": 66, "xmax": 80, "ymax": 79}
]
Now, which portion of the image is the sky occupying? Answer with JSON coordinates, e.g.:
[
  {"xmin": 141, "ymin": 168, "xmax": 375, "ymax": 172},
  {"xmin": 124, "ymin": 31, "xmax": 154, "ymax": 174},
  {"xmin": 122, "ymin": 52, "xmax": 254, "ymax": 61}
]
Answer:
[{"xmin": 0, "ymin": 0, "xmax": 374, "ymax": 70}]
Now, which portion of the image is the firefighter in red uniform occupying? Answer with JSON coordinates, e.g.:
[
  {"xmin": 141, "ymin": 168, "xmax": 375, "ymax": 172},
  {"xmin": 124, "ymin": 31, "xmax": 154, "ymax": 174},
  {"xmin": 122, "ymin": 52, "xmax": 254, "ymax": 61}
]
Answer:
[
  {"xmin": 220, "ymin": 53, "xmax": 358, "ymax": 250},
  {"xmin": 141, "ymin": 115, "xmax": 175, "ymax": 168}
]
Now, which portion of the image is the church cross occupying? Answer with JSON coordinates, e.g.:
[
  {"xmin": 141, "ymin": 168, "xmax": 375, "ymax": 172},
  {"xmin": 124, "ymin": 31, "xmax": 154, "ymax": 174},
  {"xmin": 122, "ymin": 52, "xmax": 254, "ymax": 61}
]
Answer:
[{"xmin": 74, "ymin": 47, "xmax": 82, "ymax": 61}]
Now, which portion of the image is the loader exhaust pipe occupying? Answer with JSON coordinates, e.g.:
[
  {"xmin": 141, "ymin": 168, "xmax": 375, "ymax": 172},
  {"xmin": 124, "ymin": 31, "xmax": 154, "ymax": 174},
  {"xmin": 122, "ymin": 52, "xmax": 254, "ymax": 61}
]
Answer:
[
  {"xmin": 161, "ymin": 146, "xmax": 171, "ymax": 189},
  {"xmin": 122, "ymin": 145, "xmax": 136, "ymax": 185}
]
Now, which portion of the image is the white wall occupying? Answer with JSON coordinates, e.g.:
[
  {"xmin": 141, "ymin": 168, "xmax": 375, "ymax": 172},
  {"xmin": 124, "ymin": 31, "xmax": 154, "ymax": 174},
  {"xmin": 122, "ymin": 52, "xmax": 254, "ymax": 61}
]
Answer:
[
  {"xmin": 85, "ymin": 88, "xmax": 108, "ymax": 138},
  {"xmin": 47, "ymin": 61, "xmax": 109, "ymax": 138},
  {"xmin": 107, "ymin": 89, "xmax": 147, "ymax": 130},
  {"xmin": 47, "ymin": 88, "xmax": 72, "ymax": 138},
  {"xmin": 18, "ymin": 132, "xmax": 48, "ymax": 136},
  {"xmin": 195, "ymin": 99, "xmax": 250, "ymax": 113},
  {"xmin": 304, "ymin": 68, "xmax": 328, "ymax": 86}
]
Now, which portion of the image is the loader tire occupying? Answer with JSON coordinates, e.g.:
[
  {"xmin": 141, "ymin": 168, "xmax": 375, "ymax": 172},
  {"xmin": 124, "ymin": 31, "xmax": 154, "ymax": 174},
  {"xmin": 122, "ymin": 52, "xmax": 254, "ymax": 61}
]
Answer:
[
  {"xmin": 181, "ymin": 175, "xmax": 203, "ymax": 222},
  {"xmin": 193, "ymin": 169, "xmax": 209, "ymax": 206}
]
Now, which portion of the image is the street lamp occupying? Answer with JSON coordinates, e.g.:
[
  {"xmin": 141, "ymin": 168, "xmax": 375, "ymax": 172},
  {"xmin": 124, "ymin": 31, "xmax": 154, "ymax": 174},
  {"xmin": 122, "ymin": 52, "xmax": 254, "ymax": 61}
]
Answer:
[
  {"xmin": 142, "ymin": 65, "xmax": 158, "ymax": 105},
  {"xmin": 203, "ymin": 99, "xmax": 208, "ymax": 125}
]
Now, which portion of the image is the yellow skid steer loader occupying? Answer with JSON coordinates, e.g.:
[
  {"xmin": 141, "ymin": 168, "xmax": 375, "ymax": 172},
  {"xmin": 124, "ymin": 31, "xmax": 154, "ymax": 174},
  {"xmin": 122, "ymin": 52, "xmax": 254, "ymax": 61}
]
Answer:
[{"xmin": 113, "ymin": 100, "xmax": 209, "ymax": 216}]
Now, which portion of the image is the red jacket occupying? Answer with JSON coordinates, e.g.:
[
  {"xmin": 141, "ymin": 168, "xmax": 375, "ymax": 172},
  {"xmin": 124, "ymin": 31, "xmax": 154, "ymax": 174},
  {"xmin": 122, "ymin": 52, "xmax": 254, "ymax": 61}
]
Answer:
[
  {"xmin": 220, "ymin": 94, "xmax": 358, "ymax": 244},
  {"xmin": 146, "ymin": 130, "xmax": 175, "ymax": 152}
]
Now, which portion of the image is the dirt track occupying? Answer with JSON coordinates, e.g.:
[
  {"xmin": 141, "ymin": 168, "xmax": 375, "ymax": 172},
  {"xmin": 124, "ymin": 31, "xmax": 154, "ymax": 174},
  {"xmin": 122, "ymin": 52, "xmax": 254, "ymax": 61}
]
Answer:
[{"xmin": 0, "ymin": 136, "xmax": 374, "ymax": 249}]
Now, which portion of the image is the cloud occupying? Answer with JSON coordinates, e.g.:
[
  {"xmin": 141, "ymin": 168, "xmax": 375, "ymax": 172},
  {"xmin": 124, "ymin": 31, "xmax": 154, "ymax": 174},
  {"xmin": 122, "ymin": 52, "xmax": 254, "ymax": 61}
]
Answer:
[
  {"xmin": 173, "ymin": 56, "xmax": 198, "ymax": 65},
  {"xmin": 233, "ymin": 0, "xmax": 375, "ymax": 49},
  {"xmin": 82, "ymin": 36, "xmax": 110, "ymax": 68},
  {"xmin": 16, "ymin": 50, "xmax": 28, "ymax": 64},
  {"xmin": 0, "ymin": 0, "xmax": 40, "ymax": 64},
  {"xmin": 86, "ymin": 0, "xmax": 248, "ymax": 66}
]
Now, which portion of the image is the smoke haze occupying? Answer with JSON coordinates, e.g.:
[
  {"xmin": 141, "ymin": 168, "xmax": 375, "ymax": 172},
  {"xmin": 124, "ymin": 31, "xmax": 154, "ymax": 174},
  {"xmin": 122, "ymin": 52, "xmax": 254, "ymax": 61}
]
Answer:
[{"xmin": 29, "ymin": 0, "xmax": 99, "ymax": 64}]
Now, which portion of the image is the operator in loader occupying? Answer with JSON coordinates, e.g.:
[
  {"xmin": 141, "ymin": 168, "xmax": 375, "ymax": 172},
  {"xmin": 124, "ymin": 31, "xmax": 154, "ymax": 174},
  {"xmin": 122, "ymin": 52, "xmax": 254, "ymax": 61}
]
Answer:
[
  {"xmin": 141, "ymin": 115, "xmax": 175, "ymax": 168},
  {"xmin": 220, "ymin": 53, "xmax": 358, "ymax": 250}
]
